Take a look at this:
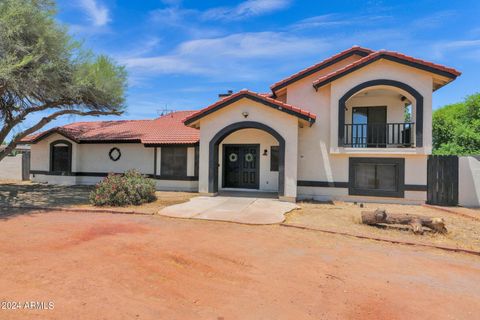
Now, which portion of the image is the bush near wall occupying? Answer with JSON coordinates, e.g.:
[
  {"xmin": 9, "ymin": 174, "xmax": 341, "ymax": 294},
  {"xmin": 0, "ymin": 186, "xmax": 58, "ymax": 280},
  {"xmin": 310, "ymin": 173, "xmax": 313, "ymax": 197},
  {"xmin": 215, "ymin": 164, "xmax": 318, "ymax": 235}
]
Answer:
[{"xmin": 90, "ymin": 170, "xmax": 157, "ymax": 206}]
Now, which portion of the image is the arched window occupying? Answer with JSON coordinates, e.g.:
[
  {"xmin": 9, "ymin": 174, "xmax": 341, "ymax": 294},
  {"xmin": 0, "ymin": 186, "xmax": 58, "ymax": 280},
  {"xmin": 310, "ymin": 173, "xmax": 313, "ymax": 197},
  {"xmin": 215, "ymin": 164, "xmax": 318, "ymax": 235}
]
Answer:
[{"xmin": 50, "ymin": 140, "xmax": 72, "ymax": 174}]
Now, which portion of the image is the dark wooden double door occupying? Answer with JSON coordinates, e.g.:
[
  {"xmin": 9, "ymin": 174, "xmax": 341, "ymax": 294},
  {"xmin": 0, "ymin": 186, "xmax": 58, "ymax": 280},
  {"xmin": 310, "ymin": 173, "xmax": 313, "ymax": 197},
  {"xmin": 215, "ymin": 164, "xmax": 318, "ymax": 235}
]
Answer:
[{"xmin": 223, "ymin": 144, "xmax": 259, "ymax": 189}]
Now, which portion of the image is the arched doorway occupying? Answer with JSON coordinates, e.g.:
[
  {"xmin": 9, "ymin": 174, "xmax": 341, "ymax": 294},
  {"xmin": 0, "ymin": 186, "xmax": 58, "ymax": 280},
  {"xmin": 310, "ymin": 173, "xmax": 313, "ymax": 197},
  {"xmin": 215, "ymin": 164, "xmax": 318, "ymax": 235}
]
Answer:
[
  {"xmin": 338, "ymin": 79, "xmax": 424, "ymax": 147},
  {"xmin": 208, "ymin": 121, "xmax": 286, "ymax": 196}
]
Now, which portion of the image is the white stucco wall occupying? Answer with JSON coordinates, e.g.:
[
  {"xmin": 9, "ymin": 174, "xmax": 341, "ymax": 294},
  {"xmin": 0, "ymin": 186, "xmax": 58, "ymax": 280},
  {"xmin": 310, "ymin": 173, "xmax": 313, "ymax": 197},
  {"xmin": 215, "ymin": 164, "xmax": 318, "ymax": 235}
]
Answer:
[
  {"xmin": 30, "ymin": 133, "xmax": 198, "ymax": 191},
  {"xmin": 279, "ymin": 58, "xmax": 434, "ymax": 202},
  {"xmin": 219, "ymin": 128, "xmax": 279, "ymax": 192},
  {"xmin": 30, "ymin": 133, "xmax": 78, "ymax": 172},
  {"xmin": 297, "ymin": 154, "xmax": 428, "ymax": 203},
  {"xmin": 197, "ymin": 98, "xmax": 300, "ymax": 200},
  {"xmin": 328, "ymin": 60, "xmax": 433, "ymax": 153},
  {"xmin": 459, "ymin": 156, "xmax": 480, "ymax": 207}
]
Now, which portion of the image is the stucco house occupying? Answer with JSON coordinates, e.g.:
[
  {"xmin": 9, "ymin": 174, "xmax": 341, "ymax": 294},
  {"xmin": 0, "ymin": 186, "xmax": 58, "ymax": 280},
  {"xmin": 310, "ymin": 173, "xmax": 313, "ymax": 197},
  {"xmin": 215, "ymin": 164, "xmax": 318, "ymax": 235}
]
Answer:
[{"xmin": 21, "ymin": 46, "xmax": 461, "ymax": 203}]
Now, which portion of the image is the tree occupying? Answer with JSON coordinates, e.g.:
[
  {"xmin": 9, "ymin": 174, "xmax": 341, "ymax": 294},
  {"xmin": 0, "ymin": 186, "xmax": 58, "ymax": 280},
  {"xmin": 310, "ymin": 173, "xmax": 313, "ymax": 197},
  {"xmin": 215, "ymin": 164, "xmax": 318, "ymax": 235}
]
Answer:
[
  {"xmin": 0, "ymin": 0, "xmax": 127, "ymax": 161},
  {"xmin": 433, "ymin": 93, "xmax": 480, "ymax": 155}
]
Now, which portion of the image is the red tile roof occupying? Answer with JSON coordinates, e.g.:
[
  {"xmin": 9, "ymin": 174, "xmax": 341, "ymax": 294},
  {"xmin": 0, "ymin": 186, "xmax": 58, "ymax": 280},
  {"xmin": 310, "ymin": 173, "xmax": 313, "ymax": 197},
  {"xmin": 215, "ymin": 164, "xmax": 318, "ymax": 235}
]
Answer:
[
  {"xmin": 183, "ymin": 89, "xmax": 316, "ymax": 125},
  {"xmin": 312, "ymin": 50, "xmax": 462, "ymax": 89},
  {"xmin": 21, "ymin": 111, "xmax": 200, "ymax": 145},
  {"xmin": 270, "ymin": 46, "xmax": 374, "ymax": 93}
]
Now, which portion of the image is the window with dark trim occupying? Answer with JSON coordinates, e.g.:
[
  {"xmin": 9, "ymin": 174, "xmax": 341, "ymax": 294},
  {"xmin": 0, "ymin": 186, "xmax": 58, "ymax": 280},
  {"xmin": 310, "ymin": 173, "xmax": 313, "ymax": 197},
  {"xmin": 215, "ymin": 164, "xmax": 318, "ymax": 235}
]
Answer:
[
  {"xmin": 50, "ymin": 140, "xmax": 72, "ymax": 174},
  {"xmin": 349, "ymin": 158, "xmax": 404, "ymax": 198},
  {"xmin": 161, "ymin": 146, "xmax": 187, "ymax": 177},
  {"xmin": 270, "ymin": 146, "xmax": 279, "ymax": 172}
]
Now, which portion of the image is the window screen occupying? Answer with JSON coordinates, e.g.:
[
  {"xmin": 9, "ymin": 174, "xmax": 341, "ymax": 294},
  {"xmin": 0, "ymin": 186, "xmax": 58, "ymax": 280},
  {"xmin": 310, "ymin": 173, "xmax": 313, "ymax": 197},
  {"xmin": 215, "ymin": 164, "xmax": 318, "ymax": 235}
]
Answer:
[
  {"xmin": 349, "ymin": 158, "xmax": 404, "ymax": 197},
  {"xmin": 161, "ymin": 146, "xmax": 187, "ymax": 177}
]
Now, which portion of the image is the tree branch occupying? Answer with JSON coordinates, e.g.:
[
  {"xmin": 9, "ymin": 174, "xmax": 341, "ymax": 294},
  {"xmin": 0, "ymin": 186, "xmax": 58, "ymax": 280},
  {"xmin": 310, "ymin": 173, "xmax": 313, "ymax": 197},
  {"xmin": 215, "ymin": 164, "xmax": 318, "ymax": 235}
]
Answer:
[{"xmin": 0, "ymin": 109, "xmax": 121, "ymax": 161}]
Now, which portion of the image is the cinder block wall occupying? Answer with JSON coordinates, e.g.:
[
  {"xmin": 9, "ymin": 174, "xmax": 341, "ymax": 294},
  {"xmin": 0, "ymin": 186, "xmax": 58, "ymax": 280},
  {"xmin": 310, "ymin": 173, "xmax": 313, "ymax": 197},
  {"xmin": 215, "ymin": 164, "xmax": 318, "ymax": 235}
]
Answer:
[{"xmin": 0, "ymin": 154, "xmax": 23, "ymax": 180}]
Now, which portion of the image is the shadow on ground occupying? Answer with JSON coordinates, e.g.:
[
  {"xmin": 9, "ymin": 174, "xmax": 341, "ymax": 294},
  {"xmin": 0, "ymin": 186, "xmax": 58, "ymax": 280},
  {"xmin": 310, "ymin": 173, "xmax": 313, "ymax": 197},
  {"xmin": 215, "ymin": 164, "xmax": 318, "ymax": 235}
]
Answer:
[{"xmin": 0, "ymin": 183, "xmax": 92, "ymax": 219}]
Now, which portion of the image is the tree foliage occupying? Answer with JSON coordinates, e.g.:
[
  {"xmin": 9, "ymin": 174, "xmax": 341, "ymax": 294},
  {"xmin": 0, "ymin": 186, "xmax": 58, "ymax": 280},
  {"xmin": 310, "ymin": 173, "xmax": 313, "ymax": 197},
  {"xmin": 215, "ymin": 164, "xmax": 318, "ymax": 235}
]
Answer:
[
  {"xmin": 0, "ymin": 0, "xmax": 127, "ymax": 160},
  {"xmin": 433, "ymin": 93, "xmax": 480, "ymax": 155}
]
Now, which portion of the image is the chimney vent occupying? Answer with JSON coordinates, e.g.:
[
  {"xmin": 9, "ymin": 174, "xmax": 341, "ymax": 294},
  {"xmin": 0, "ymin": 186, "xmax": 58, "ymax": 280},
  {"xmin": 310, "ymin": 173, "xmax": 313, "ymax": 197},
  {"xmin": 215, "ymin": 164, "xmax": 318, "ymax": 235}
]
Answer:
[{"xmin": 218, "ymin": 90, "xmax": 233, "ymax": 98}]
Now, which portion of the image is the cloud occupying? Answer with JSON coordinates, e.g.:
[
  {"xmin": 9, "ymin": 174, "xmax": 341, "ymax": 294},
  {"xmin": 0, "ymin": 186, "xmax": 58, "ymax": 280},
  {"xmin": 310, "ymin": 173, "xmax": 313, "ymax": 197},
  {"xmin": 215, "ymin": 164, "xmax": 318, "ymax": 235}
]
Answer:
[
  {"xmin": 78, "ymin": 0, "xmax": 110, "ymax": 26},
  {"xmin": 432, "ymin": 39, "xmax": 480, "ymax": 61},
  {"xmin": 120, "ymin": 32, "xmax": 331, "ymax": 81},
  {"xmin": 203, "ymin": 0, "xmax": 291, "ymax": 21},
  {"xmin": 410, "ymin": 11, "xmax": 456, "ymax": 29},
  {"xmin": 291, "ymin": 13, "xmax": 389, "ymax": 30}
]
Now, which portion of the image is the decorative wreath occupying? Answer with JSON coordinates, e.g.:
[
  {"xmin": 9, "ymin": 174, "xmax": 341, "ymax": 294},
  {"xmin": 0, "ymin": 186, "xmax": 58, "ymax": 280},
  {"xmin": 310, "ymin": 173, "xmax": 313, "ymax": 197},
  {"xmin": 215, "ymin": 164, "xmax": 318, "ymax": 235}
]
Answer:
[
  {"xmin": 109, "ymin": 147, "xmax": 121, "ymax": 161},
  {"xmin": 244, "ymin": 153, "xmax": 254, "ymax": 162},
  {"xmin": 228, "ymin": 153, "xmax": 238, "ymax": 162}
]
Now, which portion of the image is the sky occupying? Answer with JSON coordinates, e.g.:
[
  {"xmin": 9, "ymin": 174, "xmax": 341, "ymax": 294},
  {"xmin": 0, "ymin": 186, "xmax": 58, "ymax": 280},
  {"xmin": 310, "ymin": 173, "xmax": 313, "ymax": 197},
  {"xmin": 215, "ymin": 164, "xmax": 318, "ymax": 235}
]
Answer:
[{"xmin": 17, "ymin": 0, "xmax": 480, "ymax": 133}]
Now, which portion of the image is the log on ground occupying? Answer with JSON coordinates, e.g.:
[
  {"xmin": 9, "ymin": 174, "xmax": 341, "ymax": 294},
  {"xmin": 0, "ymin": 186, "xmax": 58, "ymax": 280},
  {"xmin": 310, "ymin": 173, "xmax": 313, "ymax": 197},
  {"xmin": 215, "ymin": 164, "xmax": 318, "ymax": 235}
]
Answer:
[{"xmin": 361, "ymin": 209, "xmax": 447, "ymax": 235}]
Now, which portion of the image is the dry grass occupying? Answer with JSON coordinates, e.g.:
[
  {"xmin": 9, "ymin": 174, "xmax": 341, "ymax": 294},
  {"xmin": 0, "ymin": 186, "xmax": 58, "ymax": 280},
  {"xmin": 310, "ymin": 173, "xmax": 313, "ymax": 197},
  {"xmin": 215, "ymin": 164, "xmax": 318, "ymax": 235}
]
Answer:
[
  {"xmin": 285, "ymin": 201, "xmax": 480, "ymax": 251},
  {"xmin": 77, "ymin": 191, "xmax": 197, "ymax": 214}
]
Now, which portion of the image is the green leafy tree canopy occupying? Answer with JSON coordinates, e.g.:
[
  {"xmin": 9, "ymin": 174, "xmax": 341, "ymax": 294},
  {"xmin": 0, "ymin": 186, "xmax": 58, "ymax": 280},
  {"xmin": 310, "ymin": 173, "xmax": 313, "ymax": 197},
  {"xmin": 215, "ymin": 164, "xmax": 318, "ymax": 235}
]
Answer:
[
  {"xmin": 433, "ymin": 93, "xmax": 480, "ymax": 155},
  {"xmin": 0, "ymin": 0, "xmax": 127, "ymax": 160}
]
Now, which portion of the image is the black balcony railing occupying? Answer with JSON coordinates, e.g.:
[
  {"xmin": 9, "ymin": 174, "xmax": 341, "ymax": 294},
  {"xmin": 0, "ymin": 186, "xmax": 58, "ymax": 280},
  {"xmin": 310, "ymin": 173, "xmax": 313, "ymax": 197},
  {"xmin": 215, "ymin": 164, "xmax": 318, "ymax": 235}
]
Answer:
[{"xmin": 343, "ymin": 122, "xmax": 415, "ymax": 148}]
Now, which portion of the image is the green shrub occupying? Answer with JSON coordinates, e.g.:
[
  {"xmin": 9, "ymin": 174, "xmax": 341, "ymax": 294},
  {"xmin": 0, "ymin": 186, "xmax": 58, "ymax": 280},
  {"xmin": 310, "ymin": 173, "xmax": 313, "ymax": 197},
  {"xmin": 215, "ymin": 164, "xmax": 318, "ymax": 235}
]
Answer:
[{"xmin": 90, "ymin": 170, "xmax": 157, "ymax": 206}]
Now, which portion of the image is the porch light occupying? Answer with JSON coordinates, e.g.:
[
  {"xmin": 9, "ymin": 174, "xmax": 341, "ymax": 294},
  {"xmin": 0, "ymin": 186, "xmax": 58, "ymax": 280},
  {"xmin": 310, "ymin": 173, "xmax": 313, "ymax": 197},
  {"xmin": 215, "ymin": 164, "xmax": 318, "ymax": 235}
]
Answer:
[
  {"xmin": 242, "ymin": 111, "xmax": 249, "ymax": 118},
  {"xmin": 263, "ymin": 149, "xmax": 268, "ymax": 156}
]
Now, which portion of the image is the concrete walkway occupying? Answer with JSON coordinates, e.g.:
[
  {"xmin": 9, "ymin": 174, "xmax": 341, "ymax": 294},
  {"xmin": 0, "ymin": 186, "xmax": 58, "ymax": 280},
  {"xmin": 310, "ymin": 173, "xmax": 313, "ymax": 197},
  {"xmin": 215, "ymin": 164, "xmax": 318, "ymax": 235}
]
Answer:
[{"xmin": 158, "ymin": 196, "xmax": 299, "ymax": 224}]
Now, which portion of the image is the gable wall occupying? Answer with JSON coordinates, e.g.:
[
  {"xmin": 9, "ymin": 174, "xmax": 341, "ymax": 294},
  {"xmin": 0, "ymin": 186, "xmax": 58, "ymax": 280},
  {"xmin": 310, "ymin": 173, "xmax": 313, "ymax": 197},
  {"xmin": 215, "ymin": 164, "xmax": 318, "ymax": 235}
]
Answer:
[{"xmin": 197, "ymin": 98, "xmax": 299, "ymax": 198}]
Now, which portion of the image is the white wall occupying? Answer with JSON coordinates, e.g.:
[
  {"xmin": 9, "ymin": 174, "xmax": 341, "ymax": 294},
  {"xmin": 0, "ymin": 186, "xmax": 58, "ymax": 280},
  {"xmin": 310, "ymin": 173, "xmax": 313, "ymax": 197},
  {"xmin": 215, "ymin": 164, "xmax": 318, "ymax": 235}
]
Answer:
[
  {"xmin": 30, "ymin": 133, "xmax": 199, "ymax": 192},
  {"xmin": 30, "ymin": 133, "xmax": 77, "ymax": 172},
  {"xmin": 296, "ymin": 154, "xmax": 428, "ymax": 202},
  {"xmin": 197, "ymin": 98, "xmax": 300, "ymax": 200},
  {"xmin": 219, "ymin": 128, "xmax": 279, "ymax": 192},
  {"xmin": 329, "ymin": 60, "xmax": 433, "ymax": 153},
  {"xmin": 0, "ymin": 154, "xmax": 23, "ymax": 180},
  {"xmin": 459, "ymin": 156, "xmax": 480, "ymax": 207}
]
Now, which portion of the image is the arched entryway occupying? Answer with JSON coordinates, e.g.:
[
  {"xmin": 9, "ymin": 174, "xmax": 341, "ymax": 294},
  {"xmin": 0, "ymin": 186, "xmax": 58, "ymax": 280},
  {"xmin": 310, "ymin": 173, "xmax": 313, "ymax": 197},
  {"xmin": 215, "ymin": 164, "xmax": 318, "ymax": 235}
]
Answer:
[
  {"xmin": 208, "ymin": 121, "xmax": 286, "ymax": 196},
  {"xmin": 338, "ymin": 79, "xmax": 424, "ymax": 147}
]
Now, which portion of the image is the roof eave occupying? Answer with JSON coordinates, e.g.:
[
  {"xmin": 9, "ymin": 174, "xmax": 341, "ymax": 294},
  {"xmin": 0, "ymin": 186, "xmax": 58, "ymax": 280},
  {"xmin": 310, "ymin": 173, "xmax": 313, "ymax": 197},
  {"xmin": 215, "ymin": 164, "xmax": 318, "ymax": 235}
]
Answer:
[
  {"xmin": 183, "ymin": 92, "xmax": 316, "ymax": 126},
  {"xmin": 270, "ymin": 47, "xmax": 373, "ymax": 94},
  {"xmin": 312, "ymin": 54, "xmax": 461, "ymax": 90}
]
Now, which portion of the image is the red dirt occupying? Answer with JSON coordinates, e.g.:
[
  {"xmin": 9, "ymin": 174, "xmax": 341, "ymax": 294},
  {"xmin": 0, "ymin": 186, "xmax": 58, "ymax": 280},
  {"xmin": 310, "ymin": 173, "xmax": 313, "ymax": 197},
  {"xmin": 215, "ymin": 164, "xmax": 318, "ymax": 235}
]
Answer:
[{"xmin": 0, "ymin": 211, "xmax": 479, "ymax": 320}]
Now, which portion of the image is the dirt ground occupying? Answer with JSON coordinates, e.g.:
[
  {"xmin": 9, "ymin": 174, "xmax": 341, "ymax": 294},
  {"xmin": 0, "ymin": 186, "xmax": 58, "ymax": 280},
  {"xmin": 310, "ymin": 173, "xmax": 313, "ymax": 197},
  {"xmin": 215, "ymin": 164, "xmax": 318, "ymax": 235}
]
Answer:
[
  {"xmin": 0, "ymin": 210, "xmax": 479, "ymax": 320},
  {"xmin": 286, "ymin": 201, "xmax": 480, "ymax": 252},
  {"xmin": 0, "ymin": 181, "xmax": 196, "ymax": 213}
]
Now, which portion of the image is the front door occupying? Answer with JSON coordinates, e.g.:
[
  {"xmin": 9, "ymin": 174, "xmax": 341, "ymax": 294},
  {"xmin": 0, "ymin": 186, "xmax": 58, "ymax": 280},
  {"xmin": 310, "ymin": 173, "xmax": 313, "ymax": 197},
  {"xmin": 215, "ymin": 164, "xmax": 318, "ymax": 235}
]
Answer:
[{"xmin": 223, "ymin": 144, "xmax": 259, "ymax": 189}]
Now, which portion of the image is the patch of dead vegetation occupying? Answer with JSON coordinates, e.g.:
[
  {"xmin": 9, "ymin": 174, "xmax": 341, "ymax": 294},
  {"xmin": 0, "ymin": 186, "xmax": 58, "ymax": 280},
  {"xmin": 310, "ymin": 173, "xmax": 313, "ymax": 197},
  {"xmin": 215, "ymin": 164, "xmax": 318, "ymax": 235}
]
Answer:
[{"xmin": 285, "ymin": 201, "xmax": 480, "ymax": 251}]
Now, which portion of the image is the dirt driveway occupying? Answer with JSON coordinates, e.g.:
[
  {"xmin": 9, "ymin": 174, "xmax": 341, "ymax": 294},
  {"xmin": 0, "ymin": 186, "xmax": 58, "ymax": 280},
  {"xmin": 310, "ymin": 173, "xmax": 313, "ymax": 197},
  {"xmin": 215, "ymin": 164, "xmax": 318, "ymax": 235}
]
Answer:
[{"xmin": 0, "ymin": 210, "xmax": 479, "ymax": 319}]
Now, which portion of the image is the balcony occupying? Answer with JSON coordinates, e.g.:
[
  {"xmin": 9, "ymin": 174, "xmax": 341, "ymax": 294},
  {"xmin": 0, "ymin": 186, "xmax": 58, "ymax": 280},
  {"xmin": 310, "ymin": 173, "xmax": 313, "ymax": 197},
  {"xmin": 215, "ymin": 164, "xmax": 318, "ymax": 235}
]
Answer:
[{"xmin": 343, "ymin": 122, "xmax": 415, "ymax": 148}]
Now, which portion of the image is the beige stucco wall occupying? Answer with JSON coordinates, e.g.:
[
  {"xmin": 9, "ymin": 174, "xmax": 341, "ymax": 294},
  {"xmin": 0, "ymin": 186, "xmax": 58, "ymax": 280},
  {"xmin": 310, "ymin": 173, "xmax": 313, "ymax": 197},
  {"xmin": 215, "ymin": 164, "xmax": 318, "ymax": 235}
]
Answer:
[
  {"xmin": 197, "ymin": 98, "xmax": 300, "ymax": 199},
  {"xmin": 219, "ymin": 128, "xmax": 279, "ymax": 192},
  {"xmin": 459, "ymin": 156, "xmax": 480, "ymax": 207}
]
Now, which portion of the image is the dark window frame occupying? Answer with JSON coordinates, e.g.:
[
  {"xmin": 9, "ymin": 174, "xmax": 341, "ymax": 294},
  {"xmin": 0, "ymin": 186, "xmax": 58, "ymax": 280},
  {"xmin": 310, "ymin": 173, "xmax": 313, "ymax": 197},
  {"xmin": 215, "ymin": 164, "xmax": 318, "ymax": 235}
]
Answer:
[
  {"xmin": 160, "ymin": 146, "xmax": 188, "ymax": 178},
  {"xmin": 270, "ymin": 146, "xmax": 279, "ymax": 172},
  {"xmin": 348, "ymin": 157, "xmax": 405, "ymax": 198},
  {"xmin": 49, "ymin": 140, "xmax": 72, "ymax": 175}
]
